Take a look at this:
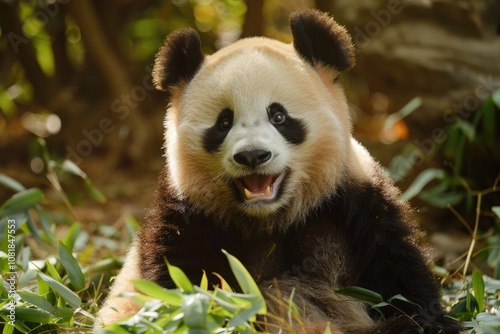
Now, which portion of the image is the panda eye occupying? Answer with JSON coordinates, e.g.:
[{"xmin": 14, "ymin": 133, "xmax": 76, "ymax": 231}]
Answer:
[
  {"xmin": 219, "ymin": 118, "xmax": 232, "ymax": 131},
  {"xmin": 271, "ymin": 112, "xmax": 286, "ymax": 125},
  {"xmin": 268, "ymin": 103, "xmax": 288, "ymax": 126}
]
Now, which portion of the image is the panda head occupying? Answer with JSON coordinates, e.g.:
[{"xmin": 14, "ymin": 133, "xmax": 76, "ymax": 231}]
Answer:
[{"xmin": 153, "ymin": 9, "xmax": 356, "ymax": 232}]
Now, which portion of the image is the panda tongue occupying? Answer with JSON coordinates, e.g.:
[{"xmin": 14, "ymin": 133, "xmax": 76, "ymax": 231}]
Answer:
[{"xmin": 242, "ymin": 174, "xmax": 274, "ymax": 193}]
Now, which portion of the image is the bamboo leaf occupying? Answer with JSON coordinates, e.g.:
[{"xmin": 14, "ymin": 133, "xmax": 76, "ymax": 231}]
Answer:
[
  {"xmin": 222, "ymin": 249, "xmax": 266, "ymax": 313},
  {"xmin": 335, "ymin": 286, "xmax": 384, "ymax": 305},
  {"xmin": 60, "ymin": 160, "xmax": 87, "ymax": 178},
  {"xmin": 13, "ymin": 307, "xmax": 54, "ymax": 324},
  {"xmin": 84, "ymin": 179, "xmax": 106, "ymax": 203},
  {"xmin": 0, "ymin": 174, "xmax": 25, "ymax": 192},
  {"xmin": 492, "ymin": 89, "xmax": 500, "ymax": 109},
  {"xmin": 58, "ymin": 241, "xmax": 85, "ymax": 291},
  {"xmin": 37, "ymin": 272, "xmax": 81, "ymax": 309},
  {"xmin": 62, "ymin": 222, "xmax": 81, "ymax": 252},
  {"xmin": 133, "ymin": 279, "xmax": 182, "ymax": 305},
  {"xmin": 45, "ymin": 259, "xmax": 62, "ymax": 282},
  {"xmin": 1, "ymin": 323, "xmax": 15, "ymax": 334},
  {"xmin": 182, "ymin": 293, "xmax": 209, "ymax": 329},
  {"xmin": 199, "ymin": 271, "xmax": 208, "ymax": 291},
  {"xmin": 492, "ymin": 207, "xmax": 500, "ymax": 220},
  {"xmin": 399, "ymin": 168, "xmax": 446, "ymax": 201},
  {"xmin": 166, "ymin": 261, "xmax": 194, "ymax": 293},
  {"xmin": 17, "ymin": 291, "xmax": 57, "ymax": 316},
  {"xmin": 472, "ymin": 270, "xmax": 485, "ymax": 313},
  {"xmin": 456, "ymin": 120, "xmax": 476, "ymax": 142},
  {"xmin": 0, "ymin": 188, "xmax": 43, "ymax": 217}
]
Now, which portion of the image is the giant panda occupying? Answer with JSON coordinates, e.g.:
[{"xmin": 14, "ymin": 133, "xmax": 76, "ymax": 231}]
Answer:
[{"xmin": 98, "ymin": 9, "xmax": 462, "ymax": 334}]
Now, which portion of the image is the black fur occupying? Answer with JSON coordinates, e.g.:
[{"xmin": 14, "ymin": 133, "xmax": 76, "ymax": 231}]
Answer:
[
  {"xmin": 267, "ymin": 103, "xmax": 307, "ymax": 145},
  {"xmin": 203, "ymin": 108, "xmax": 234, "ymax": 153},
  {"xmin": 152, "ymin": 28, "xmax": 204, "ymax": 94},
  {"xmin": 138, "ymin": 166, "xmax": 462, "ymax": 334},
  {"xmin": 290, "ymin": 9, "xmax": 355, "ymax": 71}
]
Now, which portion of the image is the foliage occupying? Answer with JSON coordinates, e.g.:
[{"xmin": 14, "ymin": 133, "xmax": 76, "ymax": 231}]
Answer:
[
  {"xmin": 444, "ymin": 270, "xmax": 500, "ymax": 334},
  {"xmin": 99, "ymin": 251, "xmax": 266, "ymax": 334},
  {"xmin": 383, "ymin": 91, "xmax": 500, "ymax": 333},
  {"xmin": 335, "ymin": 286, "xmax": 417, "ymax": 319},
  {"xmin": 0, "ymin": 139, "xmax": 128, "ymax": 333},
  {"xmin": 387, "ymin": 90, "xmax": 500, "ymax": 278}
]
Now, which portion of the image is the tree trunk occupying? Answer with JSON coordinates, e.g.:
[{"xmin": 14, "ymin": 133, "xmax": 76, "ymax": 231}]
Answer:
[
  {"xmin": 0, "ymin": 2, "xmax": 56, "ymax": 106},
  {"xmin": 241, "ymin": 0, "xmax": 265, "ymax": 38},
  {"xmin": 66, "ymin": 0, "xmax": 150, "ymax": 166}
]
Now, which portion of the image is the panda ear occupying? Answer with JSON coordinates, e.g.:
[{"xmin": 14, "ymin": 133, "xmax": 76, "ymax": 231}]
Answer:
[
  {"xmin": 290, "ymin": 9, "xmax": 355, "ymax": 71},
  {"xmin": 152, "ymin": 28, "xmax": 205, "ymax": 92}
]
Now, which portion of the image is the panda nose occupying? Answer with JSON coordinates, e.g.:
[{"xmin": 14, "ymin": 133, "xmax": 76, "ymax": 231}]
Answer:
[{"xmin": 233, "ymin": 150, "xmax": 272, "ymax": 168}]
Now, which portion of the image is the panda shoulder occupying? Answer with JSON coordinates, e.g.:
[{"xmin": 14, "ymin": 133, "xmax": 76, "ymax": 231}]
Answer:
[
  {"xmin": 347, "ymin": 139, "xmax": 379, "ymax": 182},
  {"xmin": 347, "ymin": 139, "xmax": 402, "ymax": 198}
]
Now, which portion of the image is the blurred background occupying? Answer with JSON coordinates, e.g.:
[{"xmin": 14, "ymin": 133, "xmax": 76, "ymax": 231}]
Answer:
[{"xmin": 0, "ymin": 0, "xmax": 499, "ymax": 275}]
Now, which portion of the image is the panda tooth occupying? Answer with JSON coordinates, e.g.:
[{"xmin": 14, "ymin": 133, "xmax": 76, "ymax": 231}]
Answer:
[
  {"xmin": 244, "ymin": 188, "xmax": 252, "ymax": 200},
  {"xmin": 265, "ymin": 186, "xmax": 271, "ymax": 196}
]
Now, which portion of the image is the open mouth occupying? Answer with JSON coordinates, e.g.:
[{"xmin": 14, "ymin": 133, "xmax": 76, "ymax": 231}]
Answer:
[{"xmin": 235, "ymin": 172, "xmax": 286, "ymax": 202}]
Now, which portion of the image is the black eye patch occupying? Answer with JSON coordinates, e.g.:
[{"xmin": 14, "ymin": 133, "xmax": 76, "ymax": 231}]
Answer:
[
  {"xmin": 267, "ymin": 102, "xmax": 307, "ymax": 144},
  {"xmin": 203, "ymin": 108, "xmax": 233, "ymax": 153}
]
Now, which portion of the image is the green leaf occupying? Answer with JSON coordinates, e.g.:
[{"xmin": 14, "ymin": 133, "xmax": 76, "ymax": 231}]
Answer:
[
  {"xmin": 58, "ymin": 241, "xmax": 85, "ymax": 290},
  {"xmin": 479, "ymin": 99, "xmax": 496, "ymax": 142},
  {"xmin": 371, "ymin": 301, "xmax": 390, "ymax": 309},
  {"xmin": 132, "ymin": 279, "xmax": 182, "ymax": 305},
  {"xmin": 399, "ymin": 168, "xmax": 446, "ymax": 202},
  {"xmin": 419, "ymin": 187, "xmax": 464, "ymax": 208},
  {"xmin": 222, "ymin": 249, "xmax": 266, "ymax": 313},
  {"xmin": 387, "ymin": 294, "xmax": 416, "ymax": 305},
  {"xmin": 455, "ymin": 120, "xmax": 476, "ymax": 142},
  {"xmin": 35, "ymin": 208, "xmax": 55, "ymax": 244},
  {"xmin": 195, "ymin": 287, "xmax": 237, "ymax": 313},
  {"xmin": 60, "ymin": 160, "xmax": 87, "ymax": 178},
  {"xmin": 25, "ymin": 213, "xmax": 42, "ymax": 243},
  {"xmin": 81, "ymin": 257, "xmax": 123, "ymax": 276},
  {"xmin": 37, "ymin": 275, "xmax": 55, "ymax": 305},
  {"xmin": 0, "ymin": 188, "xmax": 43, "ymax": 217},
  {"xmin": 37, "ymin": 272, "xmax": 81, "ymax": 309},
  {"xmin": 62, "ymin": 222, "xmax": 81, "ymax": 252},
  {"xmin": 166, "ymin": 261, "xmax": 194, "ymax": 292},
  {"xmin": 492, "ymin": 207, "xmax": 500, "ymax": 220},
  {"xmin": 228, "ymin": 297, "xmax": 262, "ymax": 327},
  {"xmin": 1, "ymin": 324, "xmax": 14, "ymax": 334},
  {"xmin": 383, "ymin": 97, "xmax": 422, "ymax": 130},
  {"xmin": 200, "ymin": 271, "xmax": 208, "ymax": 291},
  {"xmin": 182, "ymin": 293, "xmax": 209, "ymax": 329},
  {"xmin": 45, "ymin": 259, "xmax": 62, "ymax": 282},
  {"xmin": 84, "ymin": 179, "xmax": 106, "ymax": 203},
  {"xmin": 12, "ymin": 307, "xmax": 54, "ymax": 324},
  {"xmin": 17, "ymin": 291, "xmax": 57, "ymax": 316},
  {"xmin": 492, "ymin": 89, "xmax": 500, "ymax": 109},
  {"xmin": 472, "ymin": 270, "xmax": 485, "ymax": 314},
  {"xmin": 335, "ymin": 286, "xmax": 384, "ymax": 305},
  {"xmin": 0, "ymin": 174, "xmax": 25, "ymax": 192}
]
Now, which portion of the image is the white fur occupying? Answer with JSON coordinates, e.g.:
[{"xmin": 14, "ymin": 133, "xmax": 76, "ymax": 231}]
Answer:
[
  {"xmin": 97, "ymin": 242, "xmax": 141, "ymax": 326},
  {"xmin": 165, "ymin": 37, "xmax": 361, "ymax": 229}
]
